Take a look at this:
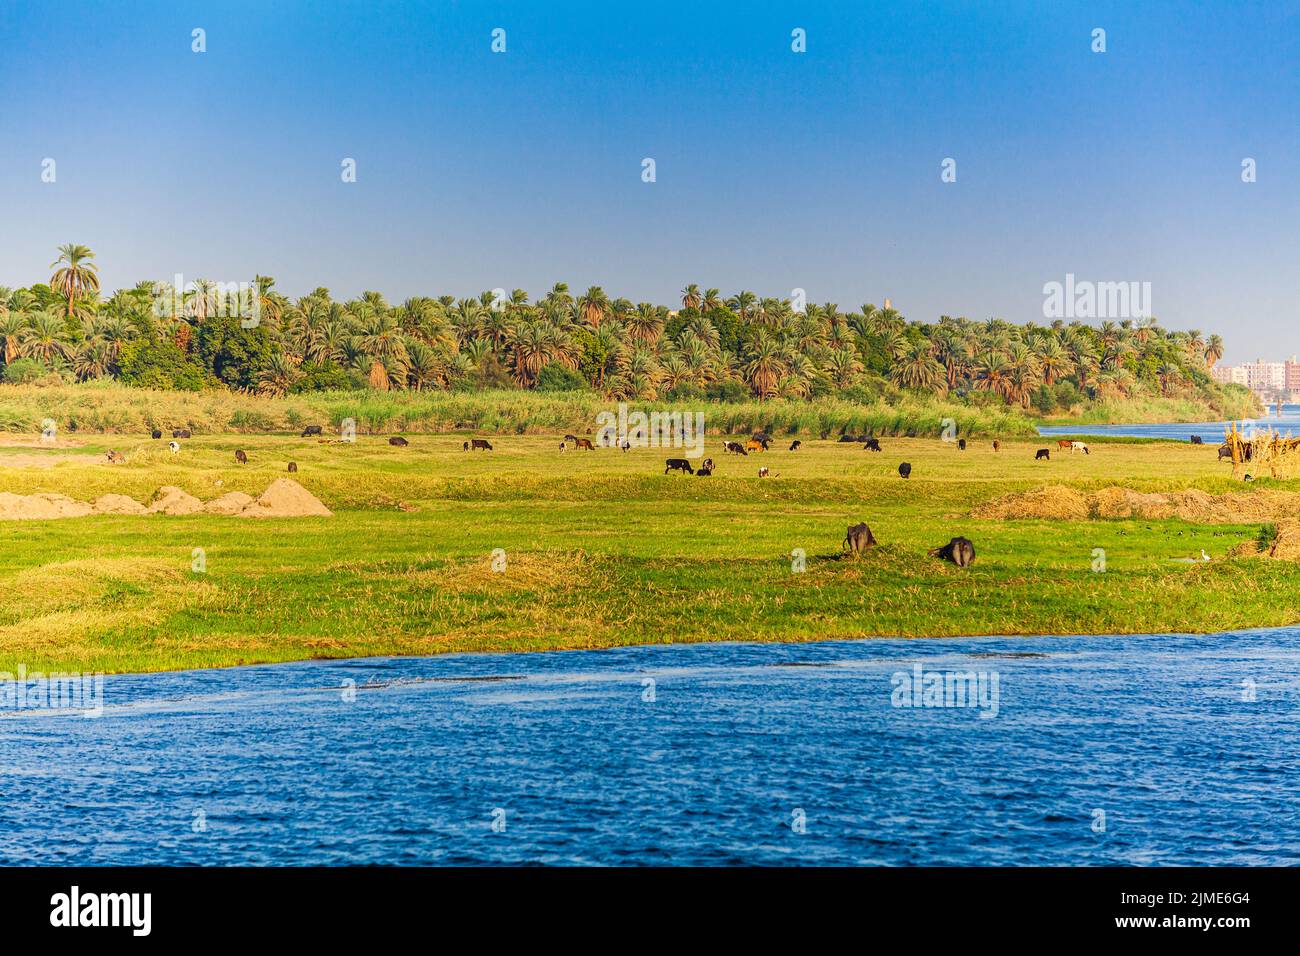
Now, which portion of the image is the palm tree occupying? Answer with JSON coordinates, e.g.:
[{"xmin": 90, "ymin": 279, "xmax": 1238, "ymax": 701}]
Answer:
[
  {"xmin": 1204, "ymin": 334, "xmax": 1224, "ymax": 369},
  {"xmin": 577, "ymin": 286, "xmax": 609, "ymax": 328},
  {"xmin": 49, "ymin": 244, "xmax": 100, "ymax": 318},
  {"xmin": 680, "ymin": 284, "xmax": 701, "ymax": 311},
  {"xmin": 742, "ymin": 335, "xmax": 786, "ymax": 398},
  {"xmin": 18, "ymin": 310, "xmax": 70, "ymax": 364},
  {"xmin": 891, "ymin": 342, "xmax": 944, "ymax": 391}
]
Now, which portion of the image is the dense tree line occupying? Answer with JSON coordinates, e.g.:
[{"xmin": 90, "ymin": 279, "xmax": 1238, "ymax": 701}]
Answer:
[{"xmin": 0, "ymin": 245, "xmax": 1233, "ymax": 415}]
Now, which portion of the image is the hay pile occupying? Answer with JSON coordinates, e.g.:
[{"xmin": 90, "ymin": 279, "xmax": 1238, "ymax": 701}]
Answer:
[
  {"xmin": 1267, "ymin": 522, "xmax": 1300, "ymax": 560},
  {"xmin": 975, "ymin": 485, "xmax": 1300, "ymax": 524},
  {"xmin": 0, "ymin": 479, "xmax": 331, "ymax": 520}
]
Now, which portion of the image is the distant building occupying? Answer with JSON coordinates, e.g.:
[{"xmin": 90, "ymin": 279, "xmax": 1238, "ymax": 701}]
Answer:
[{"xmin": 1213, "ymin": 356, "xmax": 1300, "ymax": 403}]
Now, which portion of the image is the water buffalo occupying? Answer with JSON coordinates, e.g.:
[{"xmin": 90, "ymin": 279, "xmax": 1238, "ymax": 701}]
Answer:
[
  {"xmin": 957, "ymin": 438, "xmax": 967, "ymax": 451},
  {"xmin": 468, "ymin": 438, "xmax": 492, "ymax": 451},
  {"xmin": 789, "ymin": 440, "xmax": 801, "ymax": 451},
  {"xmin": 301, "ymin": 425, "xmax": 323, "ymax": 437},
  {"xmin": 1190, "ymin": 435, "xmax": 1203, "ymax": 445},
  {"xmin": 288, "ymin": 462, "xmax": 298, "ymax": 473},
  {"xmin": 929, "ymin": 536, "xmax": 976, "ymax": 567},
  {"xmin": 1217, "ymin": 444, "xmax": 1233, "ymax": 461},
  {"xmin": 696, "ymin": 467, "xmax": 712, "ymax": 476},
  {"xmin": 150, "ymin": 429, "xmax": 162, "ymax": 440},
  {"xmin": 172, "ymin": 429, "xmax": 191, "ymax": 439},
  {"xmin": 235, "ymin": 449, "xmax": 248, "ymax": 464},
  {"xmin": 843, "ymin": 522, "xmax": 877, "ymax": 554},
  {"xmin": 898, "ymin": 462, "xmax": 911, "ymax": 479},
  {"xmin": 864, "ymin": 438, "xmax": 882, "ymax": 452},
  {"xmin": 992, "ymin": 440, "xmax": 1000, "ymax": 452},
  {"xmin": 564, "ymin": 434, "xmax": 580, "ymax": 443},
  {"xmin": 1035, "ymin": 448, "xmax": 1050, "ymax": 461},
  {"xmin": 665, "ymin": 458, "xmax": 694, "ymax": 474},
  {"xmin": 389, "ymin": 436, "xmax": 410, "ymax": 447}
]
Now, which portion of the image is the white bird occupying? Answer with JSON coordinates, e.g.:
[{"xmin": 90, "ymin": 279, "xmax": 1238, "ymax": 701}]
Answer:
[{"xmin": 1201, "ymin": 549, "xmax": 1210, "ymax": 562}]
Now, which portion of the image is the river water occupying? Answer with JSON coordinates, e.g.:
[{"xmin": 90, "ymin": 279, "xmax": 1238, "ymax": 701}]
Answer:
[
  {"xmin": 2, "ymin": 630, "xmax": 1296, "ymax": 865},
  {"xmin": 1039, "ymin": 404, "xmax": 1300, "ymax": 441}
]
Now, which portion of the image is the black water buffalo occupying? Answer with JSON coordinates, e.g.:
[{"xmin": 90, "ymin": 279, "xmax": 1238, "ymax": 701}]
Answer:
[
  {"xmin": 150, "ymin": 428, "xmax": 162, "ymax": 440},
  {"xmin": 234, "ymin": 449, "xmax": 248, "ymax": 464},
  {"xmin": 898, "ymin": 462, "xmax": 911, "ymax": 479},
  {"xmin": 172, "ymin": 428, "xmax": 191, "ymax": 439},
  {"xmin": 665, "ymin": 458, "xmax": 694, "ymax": 474},
  {"xmin": 696, "ymin": 467, "xmax": 712, "ymax": 476},
  {"xmin": 302, "ymin": 425, "xmax": 323, "ymax": 437},
  {"xmin": 389, "ymin": 436, "xmax": 410, "ymax": 447},
  {"xmin": 957, "ymin": 438, "xmax": 967, "ymax": 451},
  {"xmin": 864, "ymin": 438, "xmax": 882, "ymax": 452},
  {"xmin": 992, "ymin": 440, "xmax": 1000, "ymax": 452},
  {"xmin": 837, "ymin": 435, "xmax": 858, "ymax": 443},
  {"xmin": 1190, "ymin": 435, "xmax": 1203, "ymax": 445},
  {"xmin": 288, "ymin": 462, "xmax": 298, "ymax": 473},
  {"xmin": 752, "ymin": 432, "xmax": 772, "ymax": 444},
  {"xmin": 789, "ymin": 440, "xmax": 801, "ymax": 451},
  {"xmin": 929, "ymin": 536, "xmax": 976, "ymax": 567},
  {"xmin": 1217, "ymin": 444, "xmax": 1233, "ymax": 461},
  {"xmin": 843, "ymin": 522, "xmax": 877, "ymax": 554},
  {"xmin": 1035, "ymin": 448, "xmax": 1050, "ymax": 461}
]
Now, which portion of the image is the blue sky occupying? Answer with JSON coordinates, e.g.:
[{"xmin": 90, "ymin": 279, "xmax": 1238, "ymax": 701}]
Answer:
[{"xmin": 1, "ymin": 0, "xmax": 1296, "ymax": 361}]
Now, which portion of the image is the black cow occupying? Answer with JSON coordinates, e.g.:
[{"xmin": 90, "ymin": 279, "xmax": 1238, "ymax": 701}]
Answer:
[
  {"xmin": 864, "ymin": 438, "xmax": 882, "ymax": 452},
  {"xmin": 172, "ymin": 429, "xmax": 191, "ymax": 439},
  {"xmin": 696, "ymin": 467, "xmax": 712, "ymax": 476},
  {"xmin": 957, "ymin": 438, "xmax": 967, "ymax": 451},
  {"xmin": 752, "ymin": 432, "xmax": 771, "ymax": 444},
  {"xmin": 843, "ymin": 522, "xmax": 877, "ymax": 554},
  {"xmin": 1217, "ymin": 444, "xmax": 1233, "ymax": 461},
  {"xmin": 1190, "ymin": 435, "xmax": 1203, "ymax": 445},
  {"xmin": 898, "ymin": 462, "xmax": 911, "ymax": 479},
  {"xmin": 929, "ymin": 536, "xmax": 976, "ymax": 567},
  {"xmin": 724, "ymin": 441, "xmax": 748, "ymax": 455},
  {"xmin": 837, "ymin": 435, "xmax": 857, "ymax": 443},
  {"xmin": 234, "ymin": 449, "xmax": 248, "ymax": 465},
  {"xmin": 288, "ymin": 462, "xmax": 298, "ymax": 473},
  {"xmin": 1035, "ymin": 448, "xmax": 1050, "ymax": 461},
  {"xmin": 469, "ymin": 438, "xmax": 492, "ymax": 451},
  {"xmin": 789, "ymin": 440, "xmax": 801, "ymax": 451},
  {"xmin": 302, "ymin": 425, "xmax": 323, "ymax": 437},
  {"xmin": 150, "ymin": 429, "xmax": 162, "ymax": 440},
  {"xmin": 389, "ymin": 436, "xmax": 410, "ymax": 447},
  {"xmin": 665, "ymin": 458, "xmax": 694, "ymax": 474}
]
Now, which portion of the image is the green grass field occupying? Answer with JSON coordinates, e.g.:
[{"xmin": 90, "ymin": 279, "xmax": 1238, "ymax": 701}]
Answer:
[{"xmin": 0, "ymin": 430, "xmax": 1293, "ymax": 674}]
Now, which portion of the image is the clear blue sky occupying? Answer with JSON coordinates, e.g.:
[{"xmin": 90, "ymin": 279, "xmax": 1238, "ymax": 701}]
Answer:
[{"xmin": 1, "ymin": 0, "xmax": 1295, "ymax": 361}]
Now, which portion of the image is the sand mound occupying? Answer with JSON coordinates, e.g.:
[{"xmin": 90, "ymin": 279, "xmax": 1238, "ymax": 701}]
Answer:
[
  {"xmin": 977, "ymin": 485, "xmax": 1300, "ymax": 524},
  {"xmin": 973, "ymin": 485, "xmax": 1090, "ymax": 520},
  {"xmin": 145, "ymin": 485, "xmax": 204, "ymax": 516},
  {"xmin": 93, "ymin": 494, "xmax": 146, "ymax": 515},
  {"xmin": 204, "ymin": 491, "xmax": 255, "ymax": 516},
  {"xmin": 238, "ymin": 478, "xmax": 332, "ymax": 518},
  {"xmin": 0, "ymin": 492, "xmax": 93, "ymax": 520}
]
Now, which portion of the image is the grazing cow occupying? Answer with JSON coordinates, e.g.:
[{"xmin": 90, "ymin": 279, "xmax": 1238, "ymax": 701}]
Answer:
[
  {"xmin": 992, "ymin": 440, "xmax": 1000, "ymax": 452},
  {"xmin": 864, "ymin": 438, "xmax": 882, "ymax": 452},
  {"xmin": 173, "ymin": 429, "xmax": 191, "ymax": 439},
  {"xmin": 564, "ymin": 434, "xmax": 580, "ymax": 444},
  {"xmin": 573, "ymin": 438, "xmax": 594, "ymax": 451},
  {"xmin": 469, "ymin": 438, "xmax": 492, "ymax": 451},
  {"xmin": 150, "ymin": 429, "xmax": 162, "ymax": 440},
  {"xmin": 724, "ymin": 441, "xmax": 748, "ymax": 456},
  {"xmin": 1056, "ymin": 439, "xmax": 1073, "ymax": 451},
  {"xmin": 789, "ymin": 440, "xmax": 801, "ymax": 451},
  {"xmin": 696, "ymin": 467, "xmax": 712, "ymax": 476},
  {"xmin": 745, "ymin": 439, "xmax": 766, "ymax": 453},
  {"xmin": 105, "ymin": 450, "xmax": 125, "ymax": 464},
  {"xmin": 665, "ymin": 458, "xmax": 694, "ymax": 474},
  {"xmin": 758, "ymin": 466, "xmax": 770, "ymax": 478},
  {"xmin": 1035, "ymin": 448, "xmax": 1050, "ymax": 461},
  {"xmin": 235, "ymin": 449, "xmax": 248, "ymax": 465},
  {"xmin": 957, "ymin": 438, "xmax": 967, "ymax": 451},
  {"xmin": 701, "ymin": 458, "xmax": 714, "ymax": 471},
  {"xmin": 837, "ymin": 435, "xmax": 856, "ymax": 443},
  {"xmin": 929, "ymin": 536, "xmax": 976, "ymax": 567},
  {"xmin": 389, "ymin": 436, "xmax": 410, "ymax": 447},
  {"xmin": 559, "ymin": 442, "xmax": 566, "ymax": 452},
  {"xmin": 288, "ymin": 462, "xmax": 298, "ymax": 473},
  {"xmin": 1217, "ymin": 444, "xmax": 1234, "ymax": 461},
  {"xmin": 898, "ymin": 462, "xmax": 911, "ymax": 479},
  {"xmin": 1070, "ymin": 441, "xmax": 1090, "ymax": 455},
  {"xmin": 843, "ymin": 522, "xmax": 877, "ymax": 555},
  {"xmin": 301, "ymin": 425, "xmax": 324, "ymax": 437},
  {"xmin": 621, "ymin": 441, "xmax": 631, "ymax": 452},
  {"xmin": 1190, "ymin": 435, "xmax": 1203, "ymax": 445},
  {"xmin": 752, "ymin": 432, "xmax": 771, "ymax": 443},
  {"xmin": 168, "ymin": 441, "xmax": 181, "ymax": 454}
]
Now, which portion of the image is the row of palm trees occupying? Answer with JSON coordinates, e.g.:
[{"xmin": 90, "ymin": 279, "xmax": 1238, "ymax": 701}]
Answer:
[{"xmin": 0, "ymin": 245, "xmax": 1229, "ymax": 408}]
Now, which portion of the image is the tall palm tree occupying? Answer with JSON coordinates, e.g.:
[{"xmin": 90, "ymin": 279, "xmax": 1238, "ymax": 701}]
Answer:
[
  {"xmin": 1204, "ymin": 334, "xmax": 1224, "ymax": 369},
  {"xmin": 680, "ymin": 284, "xmax": 701, "ymax": 311},
  {"xmin": 49, "ymin": 244, "xmax": 100, "ymax": 318}
]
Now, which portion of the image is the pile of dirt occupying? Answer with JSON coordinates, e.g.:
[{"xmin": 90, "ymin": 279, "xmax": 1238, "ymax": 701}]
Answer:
[
  {"xmin": 204, "ymin": 491, "xmax": 255, "ymax": 516},
  {"xmin": 238, "ymin": 478, "xmax": 332, "ymax": 518},
  {"xmin": 972, "ymin": 485, "xmax": 1090, "ymax": 520},
  {"xmin": 93, "ymin": 494, "xmax": 147, "ymax": 515},
  {"xmin": 1267, "ymin": 522, "xmax": 1300, "ymax": 560},
  {"xmin": 145, "ymin": 485, "xmax": 204, "ymax": 516},
  {"xmin": 976, "ymin": 485, "xmax": 1300, "ymax": 524},
  {"xmin": 0, "ymin": 492, "xmax": 93, "ymax": 520}
]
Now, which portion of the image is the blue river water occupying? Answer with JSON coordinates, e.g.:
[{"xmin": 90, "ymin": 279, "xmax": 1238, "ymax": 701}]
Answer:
[
  {"xmin": 1, "ymin": 630, "xmax": 1297, "ymax": 865},
  {"xmin": 1039, "ymin": 404, "xmax": 1300, "ymax": 441}
]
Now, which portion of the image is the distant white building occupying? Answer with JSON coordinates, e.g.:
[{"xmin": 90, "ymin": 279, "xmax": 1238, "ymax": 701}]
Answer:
[{"xmin": 1212, "ymin": 356, "xmax": 1300, "ymax": 402}]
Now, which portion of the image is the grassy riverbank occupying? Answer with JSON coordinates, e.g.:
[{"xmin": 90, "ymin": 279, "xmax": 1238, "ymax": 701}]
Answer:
[{"xmin": 0, "ymin": 429, "xmax": 1296, "ymax": 674}]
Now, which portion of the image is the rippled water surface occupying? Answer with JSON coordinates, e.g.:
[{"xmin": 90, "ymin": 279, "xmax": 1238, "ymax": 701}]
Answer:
[
  {"xmin": 1039, "ymin": 404, "xmax": 1300, "ymax": 441},
  {"xmin": 2, "ymin": 631, "xmax": 1297, "ymax": 865}
]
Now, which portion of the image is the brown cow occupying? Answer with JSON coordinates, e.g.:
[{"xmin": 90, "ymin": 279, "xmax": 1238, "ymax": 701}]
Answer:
[
  {"xmin": 235, "ymin": 449, "xmax": 248, "ymax": 464},
  {"xmin": 389, "ymin": 436, "xmax": 410, "ymax": 447},
  {"xmin": 288, "ymin": 462, "xmax": 298, "ymax": 473},
  {"xmin": 573, "ymin": 438, "xmax": 594, "ymax": 450},
  {"xmin": 469, "ymin": 439, "xmax": 492, "ymax": 451},
  {"xmin": 1057, "ymin": 439, "xmax": 1073, "ymax": 451},
  {"xmin": 745, "ymin": 439, "xmax": 765, "ymax": 453},
  {"xmin": 992, "ymin": 440, "xmax": 1000, "ymax": 452},
  {"xmin": 843, "ymin": 522, "xmax": 877, "ymax": 555}
]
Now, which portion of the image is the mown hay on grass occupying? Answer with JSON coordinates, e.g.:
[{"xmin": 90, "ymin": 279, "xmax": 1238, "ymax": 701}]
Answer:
[
  {"xmin": 972, "ymin": 485, "xmax": 1090, "ymax": 520},
  {"xmin": 976, "ymin": 485, "xmax": 1300, "ymax": 524},
  {"xmin": 1267, "ymin": 522, "xmax": 1300, "ymax": 561}
]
